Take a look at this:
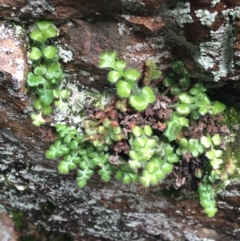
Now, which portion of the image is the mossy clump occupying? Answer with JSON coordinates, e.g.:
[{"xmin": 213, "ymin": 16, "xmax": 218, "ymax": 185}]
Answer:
[{"xmin": 220, "ymin": 106, "xmax": 240, "ymax": 180}]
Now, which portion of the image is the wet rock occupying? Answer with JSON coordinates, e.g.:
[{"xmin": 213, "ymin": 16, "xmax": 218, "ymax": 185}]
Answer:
[{"xmin": 1, "ymin": 0, "xmax": 240, "ymax": 241}]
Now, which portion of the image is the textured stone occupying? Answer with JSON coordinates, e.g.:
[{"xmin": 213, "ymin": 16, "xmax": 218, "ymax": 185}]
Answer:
[{"xmin": 1, "ymin": 0, "xmax": 240, "ymax": 240}]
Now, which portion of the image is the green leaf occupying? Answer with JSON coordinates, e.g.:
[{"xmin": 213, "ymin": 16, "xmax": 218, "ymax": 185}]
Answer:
[
  {"xmin": 171, "ymin": 86, "xmax": 181, "ymax": 95},
  {"xmin": 132, "ymin": 126, "xmax": 142, "ymax": 137},
  {"xmin": 211, "ymin": 158, "xmax": 223, "ymax": 169},
  {"xmin": 36, "ymin": 21, "xmax": 51, "ymax": 30},
  {"xmin": 42, "ymin": 105, "xmax": 52, "ymax": 115},
  {"xmin": 140, "ymin": 170, "xmax": 151, "ymax": 187},
  {"xmin": 60, "ymin": 89, "xmax": 70, "ymax": 99},
  {"xmin": 43, "ymin": 46, "xmax": 57, "ymax": 59},
  {"xmin": 171, "ymin": 60, "xmax": 185, "ymax": 73},
  {"xmin": 163, "ymin": 76, "xmax": 176, "ymax": 87},
  {"xmin": 214, "ymin": 150, "xmax": 223, "ymax": 158},
  {"xmin": 27, "ymin": 73, "xmax": 45, "ymax": 87},
  {"xmin": 130, "ymin": 96, "xmax": 148, "ymax": 111},
  {"xmin": 162, "ymin": 163, "xmax": 173, "ymax": 174},
  {"xmin": 143, "ymin": 125, "xmax": 152, "ymax": 136},
  {"xmin": 211, "ymin": 101, "xmax": 226, "ymax": 114},
  {"xmin": 31, "ymin": 112, "xmax": 45, "ymax": 127},
  {"xmin": 115, "ymin": 60, "xmax": 126, "ymax": 70},
  {"xmin": 30, "ymin": 30, "xmax": 44, "ymax": 43},
  {"xmin": 204, "ymin": 206, "xmax": 217, "ymax": 218},
  {"xmin": 206, "ymin": 150, "xmax": 214, "ymax": 159},
  {"xmin": 116, "ymin": 80, "xmax": 132, "ymax": 97},
  {"xmin": 164, "ymin": 120, "xmax": 182, "ymax": 141},
  {"xmin": 176, "ymin": 104, "xmax": 191, "ymax": 115},
  {"xmin": 199, "ymin": 106, "xmax": 208, "ymax": 115},
  {"xmin": 108, "ymin": 70, "xmax": 122, "ymax": 83},
  {"xmin": 39, "ymin": 89, "xmax": 53, "ymax": 105},
  {"xmin": 141, "ymin": 86, "xmax": 156, "ymax": 104},
  {"xmin": 124, "ymin": 69, "xmax": 141, "ymax": 82},
  {"xmin": 43, "ymin": 26, "xmax": 58, "ymax": 39},
  {"xmin": 77, "ymin": 179, "xmax": 87, "ymax": 188},
  {"xmin": 179, "ymin": 93, "xmax": 192, "ymax": 104},
  {"xmin": 146, "ymin": 161, "xmax": 156, "ymax": 173},
  {"xmin": 128, "ymin": 159, "xmax": 141, "ymax": 170},
  {"xmin": 201, "ymin": 136, "xmax": 211, "ymax": 148},
  {"xmin": 179, "ymin": 138, "xmax": 188, "ymax": 147},
  {"xmin": 34, "ymin": 66, "xmax": 47, "ymax": 76},
  {"xmin": 211, "ymin": 134, "xmax": 221, "ymax": 146},
  {"xmin": 167, "ymin": 154, "xmax": 179, "ymax": 163},
  {"xmin": 190, "ymin": 83, "xmax": 206, "ymax": 95},
  {"xmin": 33, "ymin": 99, "xmax": 43, "ymax": 110},
  {"xmin": 99, "ymin": 51, "xmax": 117, "ymax": 68},
  {"xmin": 55, "ymin": 98, "xmax": 67, "ymax": 110},
  {"xmin": 180, "ymin": 75, "xmax": 190, "ymax": 87},
  {"xmin": 191, "ymin": 110, "xmax": 200, "ymax": 120},
  {"xmin": 101, "ymin": 174, "xmax": 111, "ymax": 182},
  {"xmin": 58, "ymin": 161, "xmax": 70, "ymax": 174},
  {"xmin": 29, "ymin": 47, "xmax": 42, "ymax": 61}
]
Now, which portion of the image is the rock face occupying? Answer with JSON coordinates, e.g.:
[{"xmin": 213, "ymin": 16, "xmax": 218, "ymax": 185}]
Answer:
[{"xmin": 1, "ymin": 0, "xmax": 240, "ymax": 240}]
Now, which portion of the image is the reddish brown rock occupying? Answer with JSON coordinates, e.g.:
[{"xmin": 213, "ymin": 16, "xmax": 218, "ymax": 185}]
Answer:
[{"xmin": 1, "ymin": 1, "xmax": 240, "ymax": 241}]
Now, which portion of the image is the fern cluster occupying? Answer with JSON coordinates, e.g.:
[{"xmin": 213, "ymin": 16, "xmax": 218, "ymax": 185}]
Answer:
[
  {"xmin": 26, "ymin": 22, "xmax": 229, "ymax": 218},
  {"xmin": 99, "ymin": 51, "xmax": 160, "ymax": 111},
  {"xmin": 27, "ymin": 21, "xmax": 69, "ymax": 126}
]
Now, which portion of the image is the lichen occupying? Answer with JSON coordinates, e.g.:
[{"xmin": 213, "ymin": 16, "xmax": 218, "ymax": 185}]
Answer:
[
  {"xmin": 195, "ymin": 10, "xmax": 217, "ymax": 27},
  {"xmin": 170, "ymin": 2, "xmax": 193, "ymax": 27}
]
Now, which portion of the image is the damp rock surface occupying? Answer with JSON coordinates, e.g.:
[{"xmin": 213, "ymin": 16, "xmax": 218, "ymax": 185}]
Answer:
[{"xmin": 1, "ymin": 0, "xmax": 240, "ymax": 241}]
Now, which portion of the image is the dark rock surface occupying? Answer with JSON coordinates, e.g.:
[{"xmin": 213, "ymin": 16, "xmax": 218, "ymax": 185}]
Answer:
[{"xmin": 1, "ymin": 0, "xmax": 240, "ymax": 240}]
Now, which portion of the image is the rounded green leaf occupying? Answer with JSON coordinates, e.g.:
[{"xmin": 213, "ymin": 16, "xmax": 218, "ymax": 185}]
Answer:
[
  {"xmin": 144, "ymin": 125, "xmax": 152, "ymax": 136},
  {"xmin": 108, "ymin": 70, "xmax": 122, "ymax": 83},
  {"xmin": 101, "ymin": 174, "xmax": 111, "ymax": 182},
  {"xmin": 27, "ymin": 73, "xmax": 45, "ymax": 87},
  {"xmin": 43, "ymin": 46, "xmax": 57, "ymax": 59},
  {"xmin": 116, "ymin": 80, "xmax": 132, "ymax": 97},
  {"xmin": 60, "ymin": 89, "xmax": 70, "ymax": 99},
  {"xmin": 171, "ymin": 60, "xmax": 184, "ymax": 73},
  {"xmin": 162, "ymin": 163, "xmax": 173, "ymax": 174},
  {"xmin": 29, "ymin": 47, "xmax": 42, "ymax": 61},
  {"xmin": 124, "ymin": 69, "xmax": 140, "ymax": 82},
  {"xmin": 141, "ymin": 86, "xmax": 155, "ymax": 104},
  {"xmin": 43, "ymin": 26, "xmax": 58, "ymax": 38},
  {"xmin": 167, "ymin": 154, "xmax": 179, "ymax": 163},
  {"xmin": 179, "ymin": 93, "xmax": 191, "ymax": 104},
  {"xmin": 58, "ymin": 161, "xmax": 70, "ymax": 174},
  {"xmin": 33, "ymin": 99, "xmax": 43, "ymax": 110},
  {"xmin": 42, "ymin": 105, "xmax": 52, "ymax": 115},
  {"xmin": 146, "ymin": 161, "xmax": 156, "ymax": 173},
  {"xmin": 132, "ymin": 126, "xmax": 142, "ymax": 137},
  {"xmin": 140, "ymin": 171, "xmax": 151, "ymax": 187},
  {"xmin": 163, "ymin": 76, "xmax": 176, "ymax": 87},
  {"xmin": 130, "ymin": 96, "xmax": 148, "ymax": 111},
  {"xmin": 180, "ymin": 75, "xmax": 190, "ymax": 87},
  {"xmin": 201, "ymin": 136, "xmax": 211, "ymax": 149},
  {"xmin": 123, "ymin": 174, "xmax": 131, "ymax": 184},
  {"xmin": 37, "ymin": 21, "xmax": 51, "ymax": 30},
  {"xmin": 171, "ymin": 86, "xmax": 181, "ymax": 95},
  {"xmin": 30, "ymin": 30, "xmax": 44, "ymax": 43},
  {"xmin": 129, "ymin": 150, "xmax": 139, "ymax": 160},
  {"xmin": 115, "ymin": 60, "xmax": 126, "ymax": 70},
  {"xmin": 212, "ymin": 134, "xmax": 221, "ymax": 146},
  {"xmin": 34, "ymin": 66, "xmax": 47, "ymax": 76},
  {"xmin": 176, "ymin": 104, "xmax": 191, "ymax": 115},
  {"xmin": 128, "ymin": 159, "xmax": 141, "ymax": 170},
  {"xmin": 77, "ymin": 178, "xmax": 87, "ymax": 188}
]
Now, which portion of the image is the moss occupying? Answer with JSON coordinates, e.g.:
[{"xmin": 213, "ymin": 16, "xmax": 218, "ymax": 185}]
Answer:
[{"xmin": 221, "ymin": 106, "xmax": 240, "ymax": 180}]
